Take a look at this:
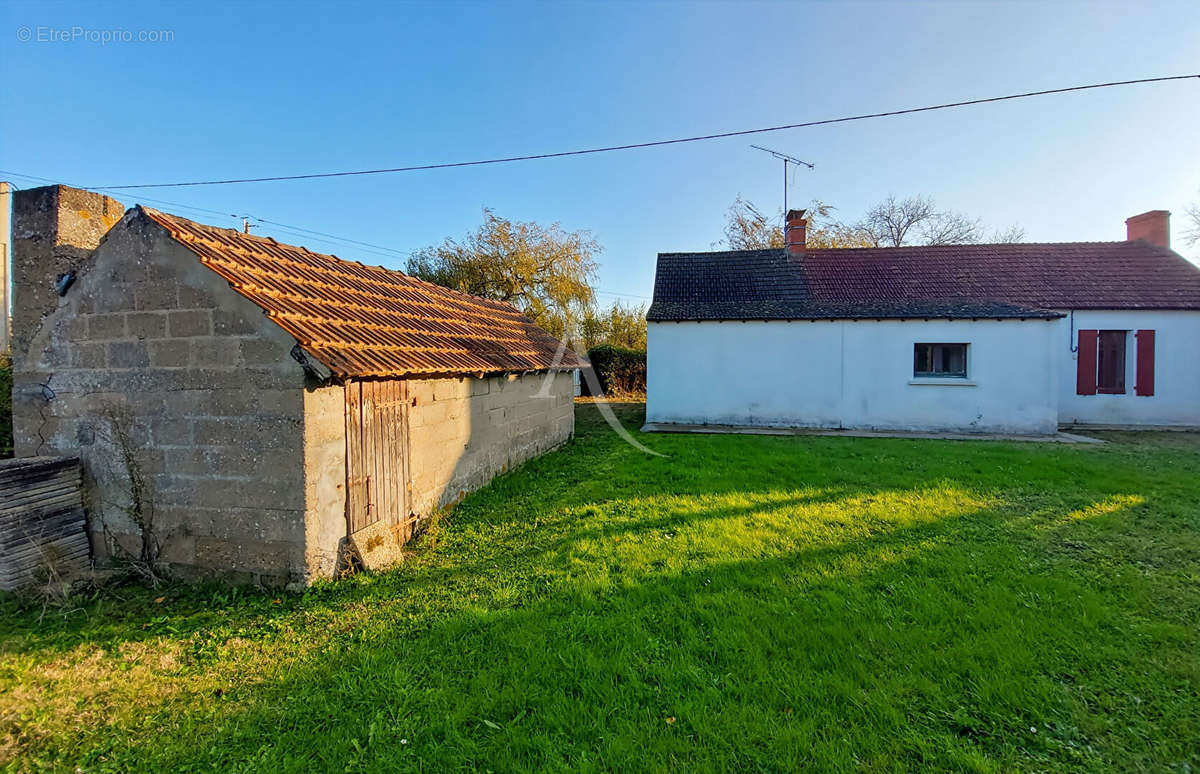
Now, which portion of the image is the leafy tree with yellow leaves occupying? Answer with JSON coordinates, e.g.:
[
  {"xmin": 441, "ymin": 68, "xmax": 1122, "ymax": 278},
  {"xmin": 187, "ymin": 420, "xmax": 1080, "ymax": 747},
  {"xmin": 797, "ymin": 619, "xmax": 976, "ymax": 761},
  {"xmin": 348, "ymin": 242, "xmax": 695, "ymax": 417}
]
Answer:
[{"xmin": 406, "ymin": 209, "xmax": 599, "ymax": 340}]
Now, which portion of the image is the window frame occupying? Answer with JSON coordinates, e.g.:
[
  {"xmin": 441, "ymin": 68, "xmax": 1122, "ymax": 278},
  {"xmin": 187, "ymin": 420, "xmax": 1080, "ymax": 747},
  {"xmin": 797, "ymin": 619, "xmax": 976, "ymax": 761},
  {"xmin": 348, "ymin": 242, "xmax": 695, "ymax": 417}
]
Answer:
[
  {"xmin": 913, "ymin": 342, "xmax": 969, "ymax": 380},
  {"xmin": 1096, "ymin": 330, "xmax": 1127, "ymax": 395}
]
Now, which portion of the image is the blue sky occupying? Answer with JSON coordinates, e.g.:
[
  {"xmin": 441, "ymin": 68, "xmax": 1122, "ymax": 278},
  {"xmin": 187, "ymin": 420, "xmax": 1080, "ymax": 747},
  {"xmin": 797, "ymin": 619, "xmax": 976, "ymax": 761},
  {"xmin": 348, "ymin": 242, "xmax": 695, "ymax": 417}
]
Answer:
[{"xmin": 2, "ymin": 1, "xmax": 1198, "ymax": 304}]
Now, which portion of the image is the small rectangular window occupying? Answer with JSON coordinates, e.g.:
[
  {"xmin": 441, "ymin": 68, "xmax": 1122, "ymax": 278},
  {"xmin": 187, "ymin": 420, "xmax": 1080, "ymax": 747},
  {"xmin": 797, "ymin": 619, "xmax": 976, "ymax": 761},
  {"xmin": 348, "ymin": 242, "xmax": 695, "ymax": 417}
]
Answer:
[
  {"xmin": 914, "ymin": 343, "xmax": 968, "ymax": 378},
  {"xmin": 1097, "ymin": 330, "xmax": 1126, "ymax": 394}
]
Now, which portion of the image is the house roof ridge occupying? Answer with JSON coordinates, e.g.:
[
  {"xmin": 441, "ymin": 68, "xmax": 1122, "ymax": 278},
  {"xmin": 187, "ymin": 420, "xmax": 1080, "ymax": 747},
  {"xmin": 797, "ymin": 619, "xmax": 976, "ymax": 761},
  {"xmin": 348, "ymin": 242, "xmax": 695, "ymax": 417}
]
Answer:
[
  {"xmin": 658, "ymin": 248, "xmax": 786, "ymax": 258},
  {"xmin": 650, "ymin": 233, "xmax": 1200, "ymax": 321},
  {"xmin": 795, "ymin": 240, "xmax": 1152, "ymax": 254},
  {"xmin": 660, "ymin": 240, "xmax": 1152, "ymax": 259}
]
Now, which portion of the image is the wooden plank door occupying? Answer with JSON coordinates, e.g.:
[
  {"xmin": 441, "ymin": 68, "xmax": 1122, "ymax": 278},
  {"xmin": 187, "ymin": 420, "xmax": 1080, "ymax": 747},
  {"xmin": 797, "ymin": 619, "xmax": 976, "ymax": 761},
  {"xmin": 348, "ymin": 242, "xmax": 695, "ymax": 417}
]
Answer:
[
  {"xmin": 345, "ymin": 381, "xmax": 412, "ymax": 550},
  {"xmin": 345, "ymin": 382, "xmax": 369, "ymax": 533}
]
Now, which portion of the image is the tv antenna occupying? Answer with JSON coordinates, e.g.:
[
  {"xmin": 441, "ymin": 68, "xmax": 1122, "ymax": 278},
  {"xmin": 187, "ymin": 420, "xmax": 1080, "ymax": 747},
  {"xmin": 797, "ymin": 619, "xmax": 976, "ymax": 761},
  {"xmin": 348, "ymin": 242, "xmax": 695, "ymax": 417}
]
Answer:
[{"xmin": 750, "ymin": 145, "xmax": 813, "ymax": 221}]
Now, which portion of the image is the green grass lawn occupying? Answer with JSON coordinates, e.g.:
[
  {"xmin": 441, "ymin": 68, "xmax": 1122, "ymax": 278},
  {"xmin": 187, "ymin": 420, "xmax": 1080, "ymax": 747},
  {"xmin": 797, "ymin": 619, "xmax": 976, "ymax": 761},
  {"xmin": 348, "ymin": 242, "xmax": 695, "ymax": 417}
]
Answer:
[{"xmin": 3, "ymin": 403, "xmax": 1199, "ymax": 772}]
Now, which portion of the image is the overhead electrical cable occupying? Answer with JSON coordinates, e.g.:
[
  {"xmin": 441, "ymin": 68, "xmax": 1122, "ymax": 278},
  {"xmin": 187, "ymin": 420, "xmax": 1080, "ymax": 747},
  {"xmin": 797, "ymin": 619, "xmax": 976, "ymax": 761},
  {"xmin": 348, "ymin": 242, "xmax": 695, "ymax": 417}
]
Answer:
[
  {"xmin": 0, "ymin": 169, "xmax": 414, "ymax": 261},
  {"xmin": 82, "ymin": 74, "xmax": 1199, "ymax": 190},
  {"xmin": 0, "ymin": 169, "xmax": 641, "ymax": 298}
]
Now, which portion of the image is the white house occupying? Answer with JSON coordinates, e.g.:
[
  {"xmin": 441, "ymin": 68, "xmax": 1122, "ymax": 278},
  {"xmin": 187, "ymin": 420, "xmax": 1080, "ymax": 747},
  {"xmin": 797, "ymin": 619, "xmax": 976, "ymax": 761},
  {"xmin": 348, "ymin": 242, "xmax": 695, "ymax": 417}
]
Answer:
[{"xmin": 646, "ymin": 209, "xmax": 1200, "ymax": 435}]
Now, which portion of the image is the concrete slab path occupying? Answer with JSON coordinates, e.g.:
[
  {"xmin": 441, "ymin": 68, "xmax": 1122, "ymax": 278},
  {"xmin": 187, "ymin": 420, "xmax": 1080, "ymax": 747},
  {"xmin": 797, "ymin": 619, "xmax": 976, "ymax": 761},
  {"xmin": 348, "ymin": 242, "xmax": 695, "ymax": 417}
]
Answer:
[{"xmin": 639, "ymin": 422, "xmax": 1105, "ymax": 444}]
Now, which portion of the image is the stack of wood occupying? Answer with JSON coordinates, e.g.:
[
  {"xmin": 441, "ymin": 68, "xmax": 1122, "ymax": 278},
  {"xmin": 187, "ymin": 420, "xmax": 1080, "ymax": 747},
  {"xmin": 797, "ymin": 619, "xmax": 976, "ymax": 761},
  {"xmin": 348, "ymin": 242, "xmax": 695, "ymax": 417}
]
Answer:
[{"xmin": 0, "ymin": 457, "xmax": 90, "ymax": 591}]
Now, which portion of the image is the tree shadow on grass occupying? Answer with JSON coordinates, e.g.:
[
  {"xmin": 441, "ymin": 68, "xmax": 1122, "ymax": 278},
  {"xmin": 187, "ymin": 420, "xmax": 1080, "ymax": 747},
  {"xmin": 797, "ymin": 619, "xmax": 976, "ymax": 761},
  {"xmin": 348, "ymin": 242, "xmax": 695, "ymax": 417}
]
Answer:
[
  {"xmin": 61, "ymin": 497, "xmax": 992, "ymax": 771},
  {"xmin": 1, "ymin": 466, "xmax": 1001, "ymax": 659},
  {"xmin": 37, "ymin": 489, "xmax": 1199, "ymax": 773},
  {"xmin": 2, "ymin": 408, "xmax": 1187, "ymax": 656},
  {"xmin": 0, "ymin": 488, "xmax": 857, "ymax": 660}
]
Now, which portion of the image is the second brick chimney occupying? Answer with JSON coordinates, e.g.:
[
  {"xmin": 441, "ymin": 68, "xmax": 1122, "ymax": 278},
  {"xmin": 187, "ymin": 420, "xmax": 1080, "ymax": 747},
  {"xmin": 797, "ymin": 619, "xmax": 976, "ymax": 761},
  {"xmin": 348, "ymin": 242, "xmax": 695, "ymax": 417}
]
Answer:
[
  {"xmin": 1126, "ymin": 210, "xmax": 1170, "ymax": 250},
  {"xmin": 10, "ymin": 185, "xmax": 125, "ymax": 366},
  {"xmin": 785, "ymin": 209, "xmax": 807, "ymax": 256}
]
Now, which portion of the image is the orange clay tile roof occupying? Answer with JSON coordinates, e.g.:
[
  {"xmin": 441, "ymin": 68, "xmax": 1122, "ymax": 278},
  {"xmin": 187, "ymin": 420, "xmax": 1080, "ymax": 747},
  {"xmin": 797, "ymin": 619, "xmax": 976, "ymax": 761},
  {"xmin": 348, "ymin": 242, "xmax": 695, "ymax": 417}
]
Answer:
[{"xmin": 139, "ymin": 206, "xmax": 581, "ymax": 379}]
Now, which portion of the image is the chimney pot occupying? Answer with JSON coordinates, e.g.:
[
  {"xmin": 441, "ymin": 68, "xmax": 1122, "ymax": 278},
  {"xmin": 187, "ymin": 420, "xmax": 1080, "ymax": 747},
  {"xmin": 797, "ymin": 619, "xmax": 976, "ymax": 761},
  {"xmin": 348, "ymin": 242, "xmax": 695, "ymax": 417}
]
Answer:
[
  {"xmin": 1125, "ymin": 210, "xmax": 1170, "ymax": 249},
  {"xmin": 785, "ymin": 209, "xmax": 807, "ymax": 256}
]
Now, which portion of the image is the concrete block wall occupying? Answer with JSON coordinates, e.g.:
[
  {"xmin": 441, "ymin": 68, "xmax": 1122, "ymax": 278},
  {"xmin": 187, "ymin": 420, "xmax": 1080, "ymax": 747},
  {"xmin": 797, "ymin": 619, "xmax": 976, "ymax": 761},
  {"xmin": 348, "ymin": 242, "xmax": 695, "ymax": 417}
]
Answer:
[
  {"xmin": 9, "ymin": 186, "xmax": 125, "ymax": 369},
  {"xmin": 407, "ymin": 371, "xmax": 575, "ymax": 514},
  {"xmin": 11, "ymin": 197, "xmax": 319, "ymax": 587},
  {"xmin": 301, "ymin": 385, "xmax": 348, "ymax": 579}
]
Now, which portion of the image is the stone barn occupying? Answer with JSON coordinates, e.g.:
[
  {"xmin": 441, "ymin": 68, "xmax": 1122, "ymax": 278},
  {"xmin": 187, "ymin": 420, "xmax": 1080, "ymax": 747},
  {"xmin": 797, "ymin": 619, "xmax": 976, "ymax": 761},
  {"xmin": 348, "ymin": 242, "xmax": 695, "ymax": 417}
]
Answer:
[{"xmin": 9, "ymin": 185, "xmax": 579, "ymax": 586}]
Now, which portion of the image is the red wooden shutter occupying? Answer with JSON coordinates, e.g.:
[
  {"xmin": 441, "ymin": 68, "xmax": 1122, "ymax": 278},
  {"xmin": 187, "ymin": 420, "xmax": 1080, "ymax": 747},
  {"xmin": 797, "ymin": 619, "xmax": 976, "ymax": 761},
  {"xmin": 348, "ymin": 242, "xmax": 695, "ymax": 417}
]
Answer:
[
  {"xmin": 1135, "ymin": 329, "xmax": 1155, "ymax": 396},
  {"xmin": 1076, "ymin": 329, "xmax": 1099, "ymax": 395}
]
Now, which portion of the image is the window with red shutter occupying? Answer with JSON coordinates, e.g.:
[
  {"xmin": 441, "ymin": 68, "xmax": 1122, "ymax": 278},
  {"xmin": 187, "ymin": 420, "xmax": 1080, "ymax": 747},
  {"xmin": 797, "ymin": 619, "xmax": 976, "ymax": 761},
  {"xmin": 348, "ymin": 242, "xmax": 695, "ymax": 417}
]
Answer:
[
  {"xmin": 1076, "ymin": 330, "xmax": 1098, "ymax": 395},
  {"xmin": 1135, "ymin": 329, "xmax": 1155, "ymax": 396}
]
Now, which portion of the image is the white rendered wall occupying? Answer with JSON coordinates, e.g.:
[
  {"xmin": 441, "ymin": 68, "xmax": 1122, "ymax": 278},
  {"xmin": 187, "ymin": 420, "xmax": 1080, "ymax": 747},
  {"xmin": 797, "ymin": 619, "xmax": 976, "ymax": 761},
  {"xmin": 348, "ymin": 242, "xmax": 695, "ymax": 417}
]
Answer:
[
  {"xmin": 647, "ymin": 319, "xmax": 1060, "ymax": 434},
  {"xmin": 1055, "ymin": 310, "xmax": 1200, "ymax": 427}
]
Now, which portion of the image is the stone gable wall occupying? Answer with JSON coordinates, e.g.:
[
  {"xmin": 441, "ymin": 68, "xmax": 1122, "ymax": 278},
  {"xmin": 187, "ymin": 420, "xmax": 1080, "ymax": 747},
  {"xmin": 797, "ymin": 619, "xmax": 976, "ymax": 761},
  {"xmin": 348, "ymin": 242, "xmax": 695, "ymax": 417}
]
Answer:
[{"xmin": 10, "ymin": 206, "xmax": 325, "ymax": 586}]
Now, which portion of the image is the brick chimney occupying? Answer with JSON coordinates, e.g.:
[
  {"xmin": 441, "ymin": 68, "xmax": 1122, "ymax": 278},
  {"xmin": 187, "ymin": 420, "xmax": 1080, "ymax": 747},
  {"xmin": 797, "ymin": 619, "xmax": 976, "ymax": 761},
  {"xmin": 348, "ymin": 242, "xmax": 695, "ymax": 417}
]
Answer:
[
  {"xmin": 785, "ymin": 209, "xmax": 807, "ymax": 256},
  {"xmin": 10, "ymin": 185, "xmax": 124, "ymax": 367},
  {"xmin": 1125, "ymin": 210, "xmax": 1170, "ymax": 249}
]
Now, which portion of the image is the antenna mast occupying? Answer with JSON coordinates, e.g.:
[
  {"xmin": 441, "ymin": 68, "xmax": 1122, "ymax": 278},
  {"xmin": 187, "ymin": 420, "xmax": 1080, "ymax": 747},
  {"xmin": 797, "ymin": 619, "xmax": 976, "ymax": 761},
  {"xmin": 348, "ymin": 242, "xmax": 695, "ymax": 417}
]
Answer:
[{"xmin": 749, "ymin": 145, "xmax": 813, "ymax": 223}]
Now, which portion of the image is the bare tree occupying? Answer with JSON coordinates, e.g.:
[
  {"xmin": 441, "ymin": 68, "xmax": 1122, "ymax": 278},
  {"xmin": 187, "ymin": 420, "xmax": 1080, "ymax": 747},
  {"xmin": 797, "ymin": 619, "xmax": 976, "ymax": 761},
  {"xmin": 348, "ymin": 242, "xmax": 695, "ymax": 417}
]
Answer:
[
  {"xmin": 920, "ymin": 211, "xmax": 985, "ymax": 246},
  {"xmin": 856, "ymin": 194, "xmax": 1035, "ymax": 247},
  {"xmin": 990, "ymin": 224, "xmax": 1027, "ymax": 244},
  {"xmin": 721, "ymin": 194, "xmax": 1025, "ymax": 251},
  {"xmin": 860, "ymin": 195, "xmax": 936, "ymax": 247},
  {"xmin": 1185, "ymin": 194, "xmax": 1200, "ymax": 247}
]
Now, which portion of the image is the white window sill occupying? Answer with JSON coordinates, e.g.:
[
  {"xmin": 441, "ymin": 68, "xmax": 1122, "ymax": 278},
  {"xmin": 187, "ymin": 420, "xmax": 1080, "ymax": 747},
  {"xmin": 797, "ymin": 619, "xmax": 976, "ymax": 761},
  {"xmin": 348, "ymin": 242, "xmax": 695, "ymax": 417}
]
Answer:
[{"xmin": 908, "ymin": 378, "xmax": 977, "ymax": 387}]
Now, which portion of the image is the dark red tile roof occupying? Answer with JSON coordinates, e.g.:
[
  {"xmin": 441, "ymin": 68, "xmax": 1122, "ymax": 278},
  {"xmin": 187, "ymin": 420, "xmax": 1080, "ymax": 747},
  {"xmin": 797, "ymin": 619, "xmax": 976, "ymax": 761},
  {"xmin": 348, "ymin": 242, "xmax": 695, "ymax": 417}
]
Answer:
[
  {"xmin": 649, "ymin": 241, "xmax": 1200, "ymax": 321},
  {"xmin": 141, "ymin": 207, "xmax": 581, "ymax": 379}
]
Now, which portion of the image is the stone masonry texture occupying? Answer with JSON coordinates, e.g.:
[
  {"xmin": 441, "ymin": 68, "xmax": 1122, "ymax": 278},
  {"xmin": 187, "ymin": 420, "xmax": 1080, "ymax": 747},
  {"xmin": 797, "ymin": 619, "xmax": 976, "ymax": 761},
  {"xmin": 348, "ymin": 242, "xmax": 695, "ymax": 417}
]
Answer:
[
  {"xmin": 11, "ymin": 198, "xmax": 317, "ymax": 586},
  {"xmin": 405, "ymin": 371, "xmax": 575, "ymax": 516},
  {"xmin": 10, "ymin": 185, "xmax": 125, "ymax": 369}
]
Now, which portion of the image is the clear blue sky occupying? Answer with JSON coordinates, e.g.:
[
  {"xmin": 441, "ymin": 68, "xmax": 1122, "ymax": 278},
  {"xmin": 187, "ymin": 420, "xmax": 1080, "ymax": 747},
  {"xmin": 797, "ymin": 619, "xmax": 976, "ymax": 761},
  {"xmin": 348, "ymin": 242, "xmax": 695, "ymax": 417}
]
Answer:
[{"xmin": 3, "ymin": 1, "xmax": 1199, "ymax": 304}]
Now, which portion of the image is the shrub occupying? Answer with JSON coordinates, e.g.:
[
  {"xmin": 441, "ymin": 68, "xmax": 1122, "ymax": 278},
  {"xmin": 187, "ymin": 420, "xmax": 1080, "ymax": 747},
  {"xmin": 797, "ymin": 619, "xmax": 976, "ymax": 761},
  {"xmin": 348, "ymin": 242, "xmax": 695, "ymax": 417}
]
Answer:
[{"xmin": 583, "ymin": 344, "xmax": 646, "ymax": 398}]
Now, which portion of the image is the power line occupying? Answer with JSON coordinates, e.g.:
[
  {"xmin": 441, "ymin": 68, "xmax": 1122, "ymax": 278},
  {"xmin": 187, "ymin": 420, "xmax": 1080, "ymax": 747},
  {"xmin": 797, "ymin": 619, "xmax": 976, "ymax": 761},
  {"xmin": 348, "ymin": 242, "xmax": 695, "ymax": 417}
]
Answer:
[
  {"xmin": 0, "ymin": 169, "xmax": 236, "ymax": 220},
  {"xmin": 2, "ymin": 170, "xmax": 651, "ymax": 303},
  {"xmin": 249, "ymin": 217, "xmax": 414, "ymax": 258},
  {"xmin": 595, "ymin": 290, "xmax": 651, "ymax": 301},
  {"xmin": 0, "ymin": 169, "xmax": 415, "ymax": 261},
  {"xmin": 0, "ymin": 170, "xmax": 641, "ymax": 302},
  {"xmin": 0, "ymin": 168, "xmax": 643, "ymax": 297},
  {"xmin": 87, "ymin": 74, "xmax": 1199, "ymax": 190}
]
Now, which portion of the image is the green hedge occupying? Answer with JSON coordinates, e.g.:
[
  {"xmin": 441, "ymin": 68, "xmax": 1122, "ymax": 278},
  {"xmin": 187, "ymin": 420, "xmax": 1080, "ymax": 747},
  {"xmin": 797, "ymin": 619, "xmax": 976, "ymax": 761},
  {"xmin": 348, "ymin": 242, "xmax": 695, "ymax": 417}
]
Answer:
[{"xmin": 583, "ymin": 344, "xmax": 646, "ymax": 398}]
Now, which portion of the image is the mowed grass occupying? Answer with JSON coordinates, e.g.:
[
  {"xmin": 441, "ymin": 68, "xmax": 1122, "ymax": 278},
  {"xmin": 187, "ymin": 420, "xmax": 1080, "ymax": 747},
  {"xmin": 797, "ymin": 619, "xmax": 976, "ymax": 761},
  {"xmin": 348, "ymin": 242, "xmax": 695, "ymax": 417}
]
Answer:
[{"xmin": 2, "ymin": 403, "xmax": 1199, "ymax": 772}]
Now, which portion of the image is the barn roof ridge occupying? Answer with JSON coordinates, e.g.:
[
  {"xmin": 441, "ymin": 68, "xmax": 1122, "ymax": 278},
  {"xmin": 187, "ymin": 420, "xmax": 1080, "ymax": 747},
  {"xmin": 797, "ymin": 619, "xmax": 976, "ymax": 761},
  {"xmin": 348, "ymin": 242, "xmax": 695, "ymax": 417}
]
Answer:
[{"xmin": 138, "ymin": 206, "xmax": 580, "ymax": 378}]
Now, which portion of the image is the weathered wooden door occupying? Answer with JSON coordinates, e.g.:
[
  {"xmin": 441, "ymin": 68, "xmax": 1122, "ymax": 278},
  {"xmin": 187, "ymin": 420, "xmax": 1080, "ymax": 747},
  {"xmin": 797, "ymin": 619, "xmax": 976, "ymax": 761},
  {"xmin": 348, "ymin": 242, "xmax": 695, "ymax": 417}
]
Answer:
[{"xmin": 345, "ymin": 381, "xmax": 413, "ymax": 561}]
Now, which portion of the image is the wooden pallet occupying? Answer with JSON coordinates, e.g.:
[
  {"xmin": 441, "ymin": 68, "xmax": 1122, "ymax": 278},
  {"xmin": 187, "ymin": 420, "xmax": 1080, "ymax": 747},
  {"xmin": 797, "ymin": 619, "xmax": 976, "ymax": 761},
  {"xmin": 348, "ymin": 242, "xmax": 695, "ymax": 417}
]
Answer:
[{"xmin": 0, "ymin": 457, "xmax": 90, "ymax": 591}]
